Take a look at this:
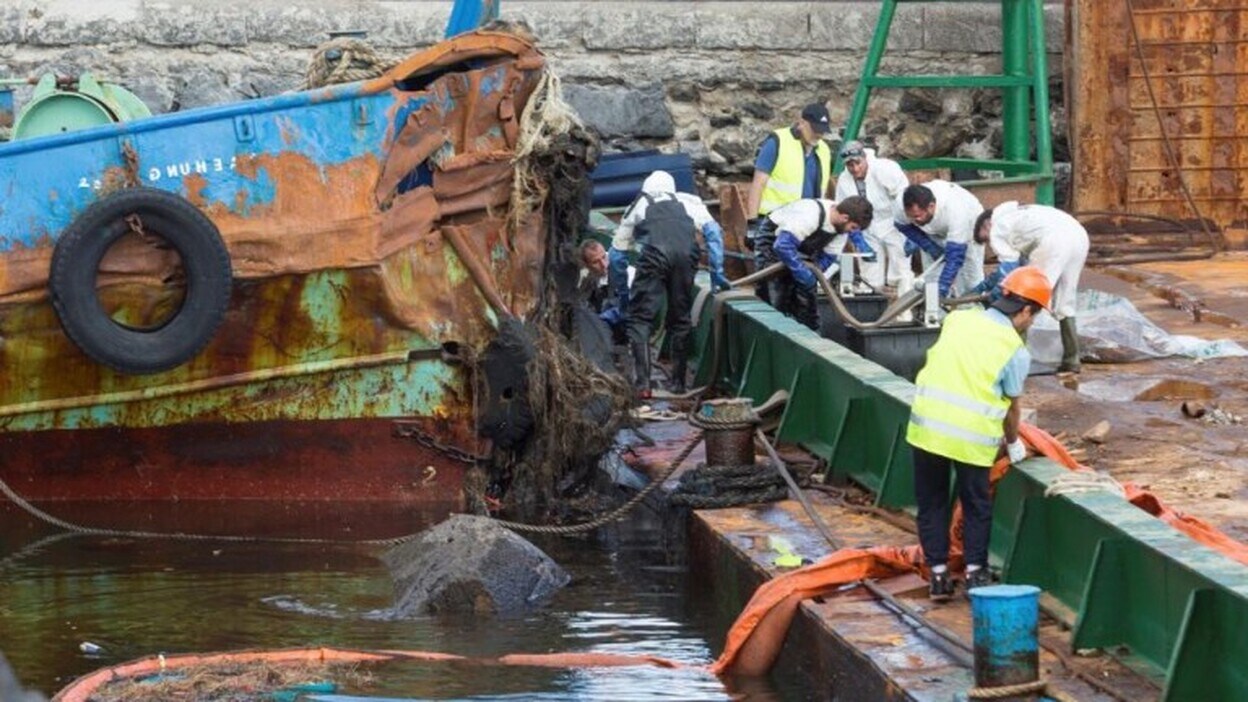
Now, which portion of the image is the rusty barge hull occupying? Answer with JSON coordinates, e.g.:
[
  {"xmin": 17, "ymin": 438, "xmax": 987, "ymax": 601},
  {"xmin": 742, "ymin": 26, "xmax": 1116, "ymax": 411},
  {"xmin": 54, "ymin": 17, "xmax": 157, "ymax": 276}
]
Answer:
[
  {"xmin": 0, "ymin": 360, "xmax": 469, "ymax": 505},
  {"xmin": 0, "ymin": 32, "xmax": 552, "ymax": 508},
  {"xmin": 0, "ymin": 418, "xmax": 466, "ymax": 504}
]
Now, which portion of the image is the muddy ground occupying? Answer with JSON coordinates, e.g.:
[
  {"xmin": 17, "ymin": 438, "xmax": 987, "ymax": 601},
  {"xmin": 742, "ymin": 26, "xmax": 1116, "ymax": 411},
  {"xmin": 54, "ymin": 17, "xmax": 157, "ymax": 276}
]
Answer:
[{"xmin": 1025, "ymin": 254, "xmax": 1248, "ymax": 541}]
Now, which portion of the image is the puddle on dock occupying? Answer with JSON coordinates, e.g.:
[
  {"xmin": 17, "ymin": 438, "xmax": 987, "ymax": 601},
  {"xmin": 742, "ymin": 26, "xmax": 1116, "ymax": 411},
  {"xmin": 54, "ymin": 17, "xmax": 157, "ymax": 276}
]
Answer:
[
  {"xmin": 1077, "ymin": 376, "xmax": 1217, "ymax": 403},
  {"xmin": 0, "ymin": 500, "xmax": 794, "ymax": 700}
]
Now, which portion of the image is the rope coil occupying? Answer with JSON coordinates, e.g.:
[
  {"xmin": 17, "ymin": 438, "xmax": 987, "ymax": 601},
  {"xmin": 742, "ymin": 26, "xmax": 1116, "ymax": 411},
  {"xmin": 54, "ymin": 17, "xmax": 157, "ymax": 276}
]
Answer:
[
  {"xmin": 1044, "ymin": 471, "xmax": 1127, "ymax": 499},
  {"xmin": 301, "ymin": 38, "xmax": 396, "ymax": 90},
  {"xmin": 688, "ymin": 411, "xmax": 760, "ymax": 432}
]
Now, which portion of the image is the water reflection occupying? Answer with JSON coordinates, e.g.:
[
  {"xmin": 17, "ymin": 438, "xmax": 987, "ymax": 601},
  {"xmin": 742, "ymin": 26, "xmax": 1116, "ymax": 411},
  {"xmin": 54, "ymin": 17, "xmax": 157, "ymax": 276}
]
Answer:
[{"xmin": 0, "ymin": 501, "xmax": 789, "ymax": 700}]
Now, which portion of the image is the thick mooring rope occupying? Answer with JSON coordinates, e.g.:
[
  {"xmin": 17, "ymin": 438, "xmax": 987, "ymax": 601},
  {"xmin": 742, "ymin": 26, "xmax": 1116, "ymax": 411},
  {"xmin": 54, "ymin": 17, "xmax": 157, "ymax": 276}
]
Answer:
[{"xmin": 301, "ymin": 38, "xmax": 397, "ymax": 90}]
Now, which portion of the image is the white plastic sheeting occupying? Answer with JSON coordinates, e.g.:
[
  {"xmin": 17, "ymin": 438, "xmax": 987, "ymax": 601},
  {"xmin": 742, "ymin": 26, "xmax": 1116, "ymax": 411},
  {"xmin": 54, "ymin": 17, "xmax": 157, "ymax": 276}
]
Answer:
[{"xmin": 1028, "ymin": 289, "xmax": 1248, "ymax": 373}]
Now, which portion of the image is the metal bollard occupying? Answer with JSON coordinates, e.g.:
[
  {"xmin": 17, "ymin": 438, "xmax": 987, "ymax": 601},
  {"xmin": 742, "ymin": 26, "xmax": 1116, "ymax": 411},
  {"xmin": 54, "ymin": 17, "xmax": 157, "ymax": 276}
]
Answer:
[
  {"xmin": 969, "ymin": 584, "xmax": 1041, "ymax": 693},
  {"xmin": 694, "ymin": 398, "xmax": 758, "ymax": 467}
]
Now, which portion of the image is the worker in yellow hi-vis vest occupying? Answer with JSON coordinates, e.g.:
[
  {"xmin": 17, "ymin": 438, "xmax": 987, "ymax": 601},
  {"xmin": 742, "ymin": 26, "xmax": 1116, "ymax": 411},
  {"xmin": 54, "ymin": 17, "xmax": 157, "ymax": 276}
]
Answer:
[
  {"xmin": 906, "ymin": 266, "xmax": 1052, "ymax": 602},
  {"xmin": 744, "ymin": 103, "xmax": 834, "ymax": 306}
]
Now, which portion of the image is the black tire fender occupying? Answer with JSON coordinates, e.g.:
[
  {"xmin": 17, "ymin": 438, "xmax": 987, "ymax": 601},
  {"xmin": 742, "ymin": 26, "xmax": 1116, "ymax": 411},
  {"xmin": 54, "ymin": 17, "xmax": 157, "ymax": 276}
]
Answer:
[{"xmin": 48, "ymin": 187, "xmax": 233, "ymax": 375}]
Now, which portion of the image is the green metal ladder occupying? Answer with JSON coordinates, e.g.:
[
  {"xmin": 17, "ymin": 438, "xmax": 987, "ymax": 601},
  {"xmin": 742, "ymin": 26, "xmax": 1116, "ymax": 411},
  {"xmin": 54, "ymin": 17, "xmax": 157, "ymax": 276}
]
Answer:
[{"xmin": 840, "ymin": 0, "xmax": 1054, "ymax": 204}]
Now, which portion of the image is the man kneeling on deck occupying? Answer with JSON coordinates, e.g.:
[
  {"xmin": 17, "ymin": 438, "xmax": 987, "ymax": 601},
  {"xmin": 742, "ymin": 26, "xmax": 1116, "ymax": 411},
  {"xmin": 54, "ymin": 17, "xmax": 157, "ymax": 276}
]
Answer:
[
  {"xmin": 764, "ymin": 195, "xmax": 875, "ymax": 330},
  {"xmin": 611, "ymin": 170, "xmax": 729, "ymax": 397},
  {"xmin": 906, "ymin": 266, "xmax": 1052, "ymax": 601}
]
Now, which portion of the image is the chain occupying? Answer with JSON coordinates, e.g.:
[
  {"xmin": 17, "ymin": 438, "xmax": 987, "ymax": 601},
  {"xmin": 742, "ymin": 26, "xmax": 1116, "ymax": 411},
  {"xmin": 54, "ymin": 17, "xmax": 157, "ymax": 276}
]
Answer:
[{"xmin": 392, "ymin": 421, "xmax": 488, "ymax": 465}]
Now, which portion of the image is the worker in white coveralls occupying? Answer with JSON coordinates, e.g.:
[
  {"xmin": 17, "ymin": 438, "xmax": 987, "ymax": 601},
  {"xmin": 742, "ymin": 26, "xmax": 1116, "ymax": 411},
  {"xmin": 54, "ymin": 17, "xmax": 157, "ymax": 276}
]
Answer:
[
  {"xmin": 763, "ymin": 195, "xmax": 875, "ymax": 330},
  {"xmin": 610, "ymin": 170, "xmax": 729, "ymax": 397},
  {"xmin": 973, "ymin": 202, "xmax": 1090, "ymax": 374},
  {"xmin": 895, "ymin": 180, "xmax": 986, "ymax": 299},
  {"xmin": 833, "ymin": 140, "xmax": 912, "ymax": 291}
]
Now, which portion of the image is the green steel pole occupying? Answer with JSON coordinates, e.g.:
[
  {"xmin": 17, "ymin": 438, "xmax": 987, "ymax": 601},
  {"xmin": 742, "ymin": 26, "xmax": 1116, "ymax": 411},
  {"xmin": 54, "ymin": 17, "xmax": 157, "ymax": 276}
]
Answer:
[
  {"xmin": 1029, "ymin": 0, "xmax": 1055, "ymax": 204},
  {"xmin": 838, "ymin": 0, "xmax": 897, "ymax": 171},
  {"xmin": 1001, "ymin": 0, "xmax": 1031, "ymax": 164}
]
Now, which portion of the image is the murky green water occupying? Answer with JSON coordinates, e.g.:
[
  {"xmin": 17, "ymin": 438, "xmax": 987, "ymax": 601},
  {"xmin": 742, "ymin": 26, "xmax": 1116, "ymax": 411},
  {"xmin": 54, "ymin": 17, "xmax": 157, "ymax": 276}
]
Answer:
[{"xmin": 0, "ymin": 501, "xmax": 792, "ymax": 700}]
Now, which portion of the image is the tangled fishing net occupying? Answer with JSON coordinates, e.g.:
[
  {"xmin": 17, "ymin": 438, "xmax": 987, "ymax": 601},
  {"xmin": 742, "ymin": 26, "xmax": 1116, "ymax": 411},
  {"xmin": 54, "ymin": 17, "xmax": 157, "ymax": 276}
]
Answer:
[{"xmin": 475, "ymin": 62, "xmax": 632, "ymax": 516}]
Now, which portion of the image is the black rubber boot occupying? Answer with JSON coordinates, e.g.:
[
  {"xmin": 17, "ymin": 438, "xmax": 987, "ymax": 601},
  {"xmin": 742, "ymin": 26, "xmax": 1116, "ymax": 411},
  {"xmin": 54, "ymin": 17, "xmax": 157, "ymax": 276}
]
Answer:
[
  {"xmin": 792, "ymin": 282, "xmax": 820, "ymax": 331},
  {"xmin": 1058, "ymin": 316, "xmax": 1081, "ymax": 373},
  {"xmin": 668, "ymin": 356, "xmax": 688, "ymax": 395},
  {"xmin": 630, "ymin": 340, "xmax": 652, "ymax": 397}
]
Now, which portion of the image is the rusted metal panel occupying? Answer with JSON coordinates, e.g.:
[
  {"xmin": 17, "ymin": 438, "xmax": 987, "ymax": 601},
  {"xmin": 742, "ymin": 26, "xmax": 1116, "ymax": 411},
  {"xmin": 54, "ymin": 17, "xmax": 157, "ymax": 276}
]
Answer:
[
  {"xmin": 1070, "ymin": 0, "xmax": 1248, "ymax": 235},
  {"xmin": 0, "ymin": 417, "xmax": 467, "ymax": 504}
]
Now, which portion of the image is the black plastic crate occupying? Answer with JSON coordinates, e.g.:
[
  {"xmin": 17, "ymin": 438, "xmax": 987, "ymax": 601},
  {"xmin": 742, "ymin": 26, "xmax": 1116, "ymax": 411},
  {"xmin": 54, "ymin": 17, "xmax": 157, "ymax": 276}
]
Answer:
[
  {"xmin": 845, "ymin": 324, "xmax": 940, "ymax": 381},
  {"xmin": 817, "ymin": 294, "xmax": 890, "ymax": 346}
]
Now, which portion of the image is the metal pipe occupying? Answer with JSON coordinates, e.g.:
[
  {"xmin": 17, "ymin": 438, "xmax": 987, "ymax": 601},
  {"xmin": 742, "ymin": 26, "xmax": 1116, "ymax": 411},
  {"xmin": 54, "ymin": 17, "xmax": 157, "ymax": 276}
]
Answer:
[
  {"xmin": 837, "ymin": 0, "xmax": 897, "ymax": 169},
  {"xmin": 1002, "ymin": 0, "xmax": 1031, "ymax": 165},
  {"xmin": 1028, "ymin": 0, "xmax": 1056, "ymax": 205}
]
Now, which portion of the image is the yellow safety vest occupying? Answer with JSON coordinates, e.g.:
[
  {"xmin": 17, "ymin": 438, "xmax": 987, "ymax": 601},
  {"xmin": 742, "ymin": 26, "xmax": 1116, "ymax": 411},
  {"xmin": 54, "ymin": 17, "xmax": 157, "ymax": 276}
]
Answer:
[
  {"xmin": 758, "ymin": 128, "xmax": 831, "ymax": 215},
  {"xmin": 906, "ymin": 309, "xmax": 1023, "ymax": 467}
]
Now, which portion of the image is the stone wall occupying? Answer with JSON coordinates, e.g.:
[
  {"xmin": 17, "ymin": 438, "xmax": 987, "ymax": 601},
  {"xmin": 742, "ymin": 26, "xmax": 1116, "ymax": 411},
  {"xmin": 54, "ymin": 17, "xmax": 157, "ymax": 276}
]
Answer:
[{"xmin": 0, "ymin": 1, "xmax": 1067, "ymax": 191}]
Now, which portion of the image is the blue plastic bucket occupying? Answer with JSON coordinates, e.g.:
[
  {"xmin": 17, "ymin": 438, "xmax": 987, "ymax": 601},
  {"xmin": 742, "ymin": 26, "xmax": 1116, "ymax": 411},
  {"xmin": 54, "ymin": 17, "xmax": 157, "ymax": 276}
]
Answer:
[{"xmin": 969, "ymin": 583, "xmax": 1041, "ymax": 687}]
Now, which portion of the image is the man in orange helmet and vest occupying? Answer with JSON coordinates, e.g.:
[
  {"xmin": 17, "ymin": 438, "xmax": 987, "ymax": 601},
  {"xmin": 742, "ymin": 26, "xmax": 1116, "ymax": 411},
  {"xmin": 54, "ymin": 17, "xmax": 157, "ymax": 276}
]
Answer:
[{"xmin": 906, "ymin": 266, "xmax": 1052, "ymax": 601}]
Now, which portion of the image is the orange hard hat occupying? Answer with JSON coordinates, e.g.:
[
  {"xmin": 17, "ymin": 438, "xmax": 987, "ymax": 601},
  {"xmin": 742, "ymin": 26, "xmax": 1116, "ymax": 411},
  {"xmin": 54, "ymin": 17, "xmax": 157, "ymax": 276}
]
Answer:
[{"xmin": 1000, "ymin": 265, "xmax": 1052, "ymax": 312}]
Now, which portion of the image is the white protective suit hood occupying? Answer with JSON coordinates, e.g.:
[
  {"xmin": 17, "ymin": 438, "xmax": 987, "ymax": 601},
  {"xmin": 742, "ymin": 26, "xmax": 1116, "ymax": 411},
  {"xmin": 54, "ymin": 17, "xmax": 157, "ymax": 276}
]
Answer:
[{"xmin": 641, "ymin": 170, "xmax": 676, "ymax": 196}]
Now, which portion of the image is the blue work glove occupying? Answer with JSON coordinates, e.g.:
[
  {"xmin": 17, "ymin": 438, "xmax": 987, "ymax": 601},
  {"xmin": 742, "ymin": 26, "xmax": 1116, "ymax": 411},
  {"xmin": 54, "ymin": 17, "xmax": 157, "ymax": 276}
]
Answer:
[
  {"xmin": 775, "ymin": 230, "xmax": 816, "ymax": 289},
  {"xmin": 710, "ymin": 270, "xmax": 731, "ymax": 292},
  {"xmin": 971, "ymin": 260, "xmax": 1016, "ymax": 302},
  {"xmin": 969, "ymin": 268, "xmax": 1004, "ymax": 296},
  {"xmin": 702, "ymin": 222, "xmax": 726, "ymax": 271},
  {"xmin": 814, "ymin": 251, "xmax": 835, "ymax": 271},
  {"xmin": 938, "ymin": 241, "xmax": 968, "ymax": 299},
  {"xmin": 598, "ymin": 306, "xmax": 624, "ymax": 327},
  {"xmin": 702, "ymin": 221, "xmax": 727, "ymax": 284},
  {"xmin": 607, "ymin": 247, "xmax": 630, "ymax": 311},
  {"xmin": 903, "ymin": 239, "xmax": 918, "ymax": 257},
  {"xmin": 896, "ymin": 221, "xmax": 944, "ymax": 260},
  {"xmin": 847, "ymin": 229, "xmax": 877, "ymax": 262}
]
